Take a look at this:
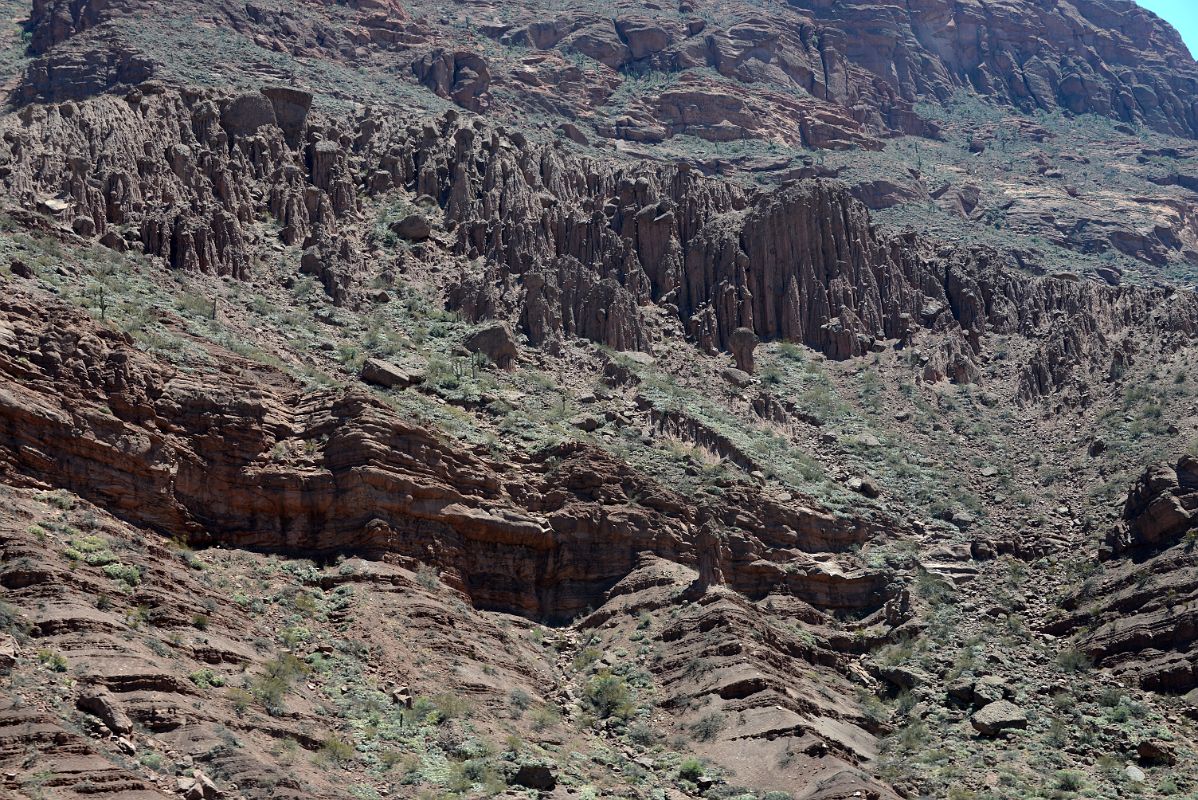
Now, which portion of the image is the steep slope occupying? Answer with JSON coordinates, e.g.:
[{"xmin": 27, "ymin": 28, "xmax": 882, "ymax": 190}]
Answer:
[{"xmin": 2, "ymin": 0, "xmax": 1198, "ymax": 799}]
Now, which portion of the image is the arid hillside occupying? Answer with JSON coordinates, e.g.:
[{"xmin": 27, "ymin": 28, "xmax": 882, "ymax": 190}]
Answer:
[{"xmin": 1, "ymin": 1, "xmax": 1198, "ymax": 800}]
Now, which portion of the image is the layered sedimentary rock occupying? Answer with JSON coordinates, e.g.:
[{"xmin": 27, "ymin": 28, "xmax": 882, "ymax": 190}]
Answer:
[
  {"xmin": 0, "ymin": 289, "xmax": 893, "ymax": 621},
  {"xmin": 789, "ymin": 0, "xmax": 1198, "ymax": 139},
  {"xmin": 484, "ymin": 0, "xmax": 1198, "ymax": 143},
  {"xmin": 1049, "ymin": 457, "xmax": 1198, "ymax": 691},
  {"xmin": 20, "ymin": 0, "xmax": 1198, "ymax": 154}
]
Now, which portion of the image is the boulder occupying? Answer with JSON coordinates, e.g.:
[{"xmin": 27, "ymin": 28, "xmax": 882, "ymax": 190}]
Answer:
[
  {"xmin": 729, "ymin": 327, "xmax": 757, "ymax": 373},
  {"xmin": 465, "ymin": 322, "xmax": 519, "ymax": 369},
  {"xmin": 614, "ymin": 18, "xmax": 673, "ymax": 60},
  {"xmin": 71, "ymin": 216, "xmax": 96, "ymax": 236},
  {"xmin": 182, "ymin": 770, "xmax": 220, "ymax": 800},
  {"xmin": 846, "ymin": 476, "xmax": 880, "ymax": 498},
  {"xmin": 946, "ymin": 678, "xmax": 975, "ymax": 705},
  {"xmin": 0, "ymin": 633, "xmax": 17, "ymax": 673},
  {"xmin": 390, "ymin": 685, "xmax": 414, "ymax": 708},
  {"xmin": 971, "ymin": 675, "xmax": 1010, "ymax": 705},
  {"xmin": 970, "ymin": 700, "xmax": 1027, "ymax": 736},
  {"xmin": 390, "ymin": 213, "xmax": 431, "ymax": 241},
  {"xmin": 1136, "ymin": 738, "xmax": 1176, "ymax": 766},
  {"xmin": 570, "ymin": 414, "xmax": 601, "ymax": 432},
  {"xmin": 720, "ymin": 367, "xmax": 753, "ymax": 388},
  {"xmin": 513, "ymin": 763, "xmax": 556, "ymax": 791},
  {"xmin": 360, "ymin": 358, "xmax": 422, "ymax": 389},
  {"xmin": 874, "ymin": 663, "xmax": 929, "ymax": 690},
  {"xmin": 76, "ymin": 687, "xmax": 134, "ymax": 735}
]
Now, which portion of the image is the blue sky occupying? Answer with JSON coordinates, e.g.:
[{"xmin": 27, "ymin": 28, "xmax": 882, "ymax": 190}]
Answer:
[{"xmin": 1136, "ymin": 1, "xmax": 1198, "ymax": 58}]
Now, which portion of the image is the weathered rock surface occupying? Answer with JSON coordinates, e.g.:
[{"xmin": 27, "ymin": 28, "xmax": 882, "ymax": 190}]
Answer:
[
  {"xmin": 478, "ymin": 0, "xmax": 1198, "ymax": 146},
  {"xmin": 0, "ymin": 289, "xmax": 894, "ymax": 622},
  {"xmin": 1050, "ymin": 457, "xmax": 1198, "ymax": 691},
  {"xmin": 970, "ymin": 700, "xmax": 1028, "ymax": 736},
  {"xmin": 5, "ymin": 84, "xmax": 1195, "ymax": 401},
  {"xmin": 359, "ymin": 358, "xmax": 422, "ymax": 388}
]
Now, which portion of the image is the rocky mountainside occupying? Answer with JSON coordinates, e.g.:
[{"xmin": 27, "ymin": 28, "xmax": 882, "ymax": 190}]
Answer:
[{"xmin": 2, "ymin": 1, "xmax": 1198, "ymax": 800}]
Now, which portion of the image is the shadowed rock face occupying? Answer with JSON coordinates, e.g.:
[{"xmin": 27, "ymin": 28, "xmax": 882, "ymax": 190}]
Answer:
[
  {"xmin": 1049, "ymin": 457, "xmax": 1198, "ymax": 692},
  {"xmin": 0, "ymin": 290, "xmax": 893, "ymax": 622}
]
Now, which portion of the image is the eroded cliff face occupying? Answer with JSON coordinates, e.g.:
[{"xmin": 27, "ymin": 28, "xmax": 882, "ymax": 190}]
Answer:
[
  {"xmin": 7, "ymin": 85, "xmax": 1196, "ymax": 409},
  {"xmin": 4, "ymin": 0, "xmax": 1198, "ymax": 797},
  {"xmin": 18, "ymin": 0, "xmax": 1198, "ymax": 146},
  {"xmin": 0, "ymin": 288, "xmax": 895, "ymax": 621},
  {"xmin": 1049, "ymin": 457, "xmax": 1198, "ymax": 692},
  {"xmin": 0, "ymin": 286, "xmax": 905, "ymax": 800},
  {"xmin": 789, "ymin": 0, "xmax": 1198, "ymax": 137}
]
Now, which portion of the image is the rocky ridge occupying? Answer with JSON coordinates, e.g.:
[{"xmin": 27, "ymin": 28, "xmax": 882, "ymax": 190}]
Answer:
[{"xmin": 6, "ymin": 85, "xmax": 1198, "ymax": 409}]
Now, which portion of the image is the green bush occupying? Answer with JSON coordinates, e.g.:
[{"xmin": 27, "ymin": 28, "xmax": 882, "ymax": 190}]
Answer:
[
  {"xmin": 1055, "ymin": 771, "xmax": 1084, "ymax": 791},
  {"xmin": 627, "ymin": 722, "xmax": 656, "ymax": 746},
  {"xmin": 530, "ymin": 705, "xmax": 560, "ymax": 731},
  {"xmin": 0, "ymin": 600, "xmax": 29, "ymax": 637},
  {"xmin": 319, "ymin": 735, "xmax": 355, "ymax": 766},
  {"xmin": 584, "ymin": 671, "xmax": 633, "ymax": 719},
  {"xmin": 573, "ymin": 646, "xmax": 602, "ymax": 670},
  {"xmin": 189, "ymin": 668, "xmax": 226, "ymax": 689},
  {"xmin": 252, "ymin": 653, "xmax": 308, "ymax": 715},
  {"xmin": 37, "ymin": 649, "xmax": 68, "ymax": 672},
  {"xmin": 1057, "ymin": 648, "xmax": 1092, "ymax": 673},
  {"xmin": 102, "ymin": 562, "xmax": 142, "ymax": 588},
  {"xmin": 678, "ymin": 758, "xmax": 704, "ymax": 782},
  {"xmin": 431, "ymin": 693, "xmax": 472, "ymax": 723},
  {"xmin": 508, "ymin": 688, "xmax": 532, "ymax": 714}
]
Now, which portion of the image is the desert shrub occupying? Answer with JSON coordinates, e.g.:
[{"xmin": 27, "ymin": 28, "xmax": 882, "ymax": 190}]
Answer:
[
  {"xmin": 678, "ymin": 758, "xmax": 704, "ymax": 782},
  {"xmin": 0, "ymin": 600, "xmax": 29, "ymax": 638},
  {"xmin": 228, "ymin": 687, "xmax": 252, "ymax": 716},
  {"xmin": 508, "ymin": 688, "xmax": 532, "ymax": 714},
  {"xmin": 102, "ymin": 562, "xmax": 142, "ymax": 588},
  {"xmin": 914, "ymin": 569, "xmax": 956, "ymax": 605},
  {"xmin": 530, "ymin": 705, "xmax": 560, "ymax": 731},
  {"xmin": 36, "ymin": 490, "xmax": 76, "ymax": 510},
  {"xmin": 573, "ymin": 646, "xmax": 602, "ymax": 670},
  {"xmin": 37, "ymin": 649, "xmax": 68, "ymax": 672},
  {"xmin": 1057, "ymin": 648, "xmax": 1091, "ymax": 673},
  {"xmin": 415, "ymin": 564, "xmax": 440, "ymax": 590},
  {"xmin": 627, "ymin": 722, "xmax": 656, "ymax": 746},
  {"xmin": 252, "ymin": 653, "xmax": 307, "ymax": 715},
  {"xmin": 189, "ymin": 668, "xmax": 226, "ymax": 689},
  {"xmin": 319, "ymin": 735, "xmax": 355, "ymax": 766},
  {"xmin": 431, "ymin": 693, "xmax": 472, "ymax": 723},
  {"xmin": 689, "ymin": 712, "xmax": 726, "ymax": 742},
  {"xmin": 1055, "ymin": 771, "xmax": 1084, "ymax": 791},
  {"xmin": 139, "ymin": 752, "xmax": 166, "ymax": 772},
  {"xmin": 67, "ymin": 535, "xmax": 117, "ymax": 566},
  {"xmin": 584, "ymin": 671, "xmax": 633, "ymax": 719}
]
